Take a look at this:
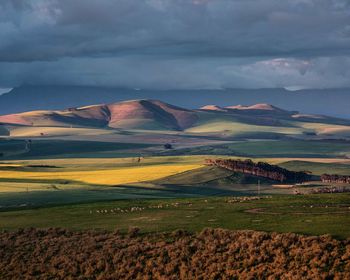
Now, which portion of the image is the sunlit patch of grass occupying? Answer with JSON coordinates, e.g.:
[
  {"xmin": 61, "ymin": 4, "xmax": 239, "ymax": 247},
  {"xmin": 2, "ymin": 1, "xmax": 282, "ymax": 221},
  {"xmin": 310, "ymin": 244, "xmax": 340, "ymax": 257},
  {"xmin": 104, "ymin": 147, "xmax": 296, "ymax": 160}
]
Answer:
[
  {"xmin": 0, "ymin": 164, "xmax": 202, "ymax": 187},
  {"xmin": 185, "ymin": 120, "xmax": 303, "ymax": 135}
]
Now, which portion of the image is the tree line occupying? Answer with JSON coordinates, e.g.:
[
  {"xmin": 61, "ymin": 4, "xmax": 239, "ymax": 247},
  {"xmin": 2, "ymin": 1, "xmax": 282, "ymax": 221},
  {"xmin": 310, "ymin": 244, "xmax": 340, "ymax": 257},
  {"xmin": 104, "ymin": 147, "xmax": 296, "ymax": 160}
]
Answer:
[
  {"xmin": 321, "ymin": 174, "xmax": 350, "ymax": 184},
  {"xmin": 205, "ymin": 158, "xmax": 311, "ymax": 183}
]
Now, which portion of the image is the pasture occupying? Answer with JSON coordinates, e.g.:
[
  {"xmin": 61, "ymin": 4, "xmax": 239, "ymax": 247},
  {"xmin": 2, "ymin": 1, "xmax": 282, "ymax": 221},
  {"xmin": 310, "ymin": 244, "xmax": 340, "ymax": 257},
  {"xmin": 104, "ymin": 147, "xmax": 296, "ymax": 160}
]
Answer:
[
  {"xmin": 0, "ymin": 194, "xmax": 349, "ymax": 239},
  {"xmin": 162, "ymin": 139, "xmax": 350, "ymax": 158},
  {"xmin": 0, "ymin": 139, "xmax": 151, "ymax": 158}
]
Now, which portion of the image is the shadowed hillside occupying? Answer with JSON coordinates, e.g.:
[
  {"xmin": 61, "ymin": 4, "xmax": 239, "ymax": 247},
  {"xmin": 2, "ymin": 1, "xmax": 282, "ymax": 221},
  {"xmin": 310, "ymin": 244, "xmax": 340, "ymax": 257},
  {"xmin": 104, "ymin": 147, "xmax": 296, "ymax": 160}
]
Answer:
[{"xmin": 0, "ymin": 124, "xmax": 9, "ymax": 136}]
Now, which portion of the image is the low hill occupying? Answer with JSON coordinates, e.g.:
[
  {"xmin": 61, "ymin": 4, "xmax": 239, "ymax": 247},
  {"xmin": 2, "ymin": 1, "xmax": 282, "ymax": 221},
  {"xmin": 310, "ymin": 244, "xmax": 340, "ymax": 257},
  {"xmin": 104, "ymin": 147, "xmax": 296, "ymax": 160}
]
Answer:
[
  {"xmin": 226, "ymin": 103, "xmax": 291, "ymax": 114},
  {"xmin": 200, "ymin": 105, "xmax": 227, "ymax": 112},
  {"xmin": 154, "ymin": 165, "xmax": 233, "ymax": 185},
  {"xmin": 154, "ymin": 165, "xmax": 280, "ymax": 186}
]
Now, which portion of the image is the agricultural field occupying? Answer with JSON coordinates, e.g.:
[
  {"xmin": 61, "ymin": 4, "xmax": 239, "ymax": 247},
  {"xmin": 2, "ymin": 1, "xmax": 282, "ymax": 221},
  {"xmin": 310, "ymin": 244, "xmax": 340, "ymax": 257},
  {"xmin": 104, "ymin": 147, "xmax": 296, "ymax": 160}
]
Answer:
[
  {"xmin": 161, "ymin": 139, "xmax": 350, "ymax": 158},
  {"xmin": 0, "ymin": 162, "xmax": 201, "ymax": 186},
  {"xmin": 1, "ymin": 135, "xmax": 350, "ymax": 240},
  {"xmin": 0, "ymin": 139, "xmax": 152, "ymax": 158}
]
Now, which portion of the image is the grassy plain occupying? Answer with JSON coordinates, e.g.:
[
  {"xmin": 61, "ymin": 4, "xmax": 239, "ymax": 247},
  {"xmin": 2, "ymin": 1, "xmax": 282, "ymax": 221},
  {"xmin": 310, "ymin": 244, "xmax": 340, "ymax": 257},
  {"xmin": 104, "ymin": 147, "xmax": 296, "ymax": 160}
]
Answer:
[
  {"xmin": 0, "ymin": 194, "xmax": 349, "ymax": 239},
  {"xmin": 162, "ymin": 139, "xmax": 350, "ymax": 158},
  {"xmin": 0, "ymin": 139, "xmax": 151, "ymax": 158},
  {"xmin": 186, "ymin": 119, "xmax": 301, "ymax": 136}
]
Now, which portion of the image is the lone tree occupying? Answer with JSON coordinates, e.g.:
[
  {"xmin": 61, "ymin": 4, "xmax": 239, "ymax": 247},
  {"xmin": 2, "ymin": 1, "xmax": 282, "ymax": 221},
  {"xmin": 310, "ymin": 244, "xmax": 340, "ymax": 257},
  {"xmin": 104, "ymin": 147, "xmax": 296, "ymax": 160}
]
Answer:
[{"xmin": 164, "ymin": 143, "xmax": 173, "ymax": 149}]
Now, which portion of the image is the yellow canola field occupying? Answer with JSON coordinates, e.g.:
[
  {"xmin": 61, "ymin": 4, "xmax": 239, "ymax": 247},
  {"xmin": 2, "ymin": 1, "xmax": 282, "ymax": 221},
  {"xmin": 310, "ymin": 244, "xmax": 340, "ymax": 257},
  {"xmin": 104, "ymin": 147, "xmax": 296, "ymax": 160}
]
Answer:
[{"xmin": 0, "ymin": 164, "xmax": 202, "ymax": 186}]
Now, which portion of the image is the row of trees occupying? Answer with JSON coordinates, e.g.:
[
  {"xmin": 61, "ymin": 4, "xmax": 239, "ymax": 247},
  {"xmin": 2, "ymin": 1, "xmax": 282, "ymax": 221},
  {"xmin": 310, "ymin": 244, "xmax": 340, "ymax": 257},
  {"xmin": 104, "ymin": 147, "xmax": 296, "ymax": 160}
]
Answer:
[
  {"xmin": 205, "ymin": 158, "xmax": 311, "ymax": 183},
  {"xmin": 0, "ymin": 228, "xmax": 349, "ymax": 279},
  {"xmin": 309, "ymin": 186, "xmax": 350, "ymax": 194},
  {"xmin": 321, "ymin": 174, "xmax": 350, "ymax": 184}
]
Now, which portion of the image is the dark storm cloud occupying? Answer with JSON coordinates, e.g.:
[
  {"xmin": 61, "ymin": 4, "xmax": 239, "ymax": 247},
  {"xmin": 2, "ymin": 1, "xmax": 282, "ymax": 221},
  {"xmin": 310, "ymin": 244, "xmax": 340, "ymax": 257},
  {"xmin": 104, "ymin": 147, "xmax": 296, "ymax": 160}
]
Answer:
[{"xmin": 1, "ymin": 0, "xmax": 350, "ymax": 89}]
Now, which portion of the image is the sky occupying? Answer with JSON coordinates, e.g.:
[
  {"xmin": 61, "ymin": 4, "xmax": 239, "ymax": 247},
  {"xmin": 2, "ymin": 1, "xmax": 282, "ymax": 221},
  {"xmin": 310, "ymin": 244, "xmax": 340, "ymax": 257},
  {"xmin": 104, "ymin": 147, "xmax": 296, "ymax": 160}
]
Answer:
[{"xmin": 1, "ymin": 0, "xmax": 350, "ymax": 90}]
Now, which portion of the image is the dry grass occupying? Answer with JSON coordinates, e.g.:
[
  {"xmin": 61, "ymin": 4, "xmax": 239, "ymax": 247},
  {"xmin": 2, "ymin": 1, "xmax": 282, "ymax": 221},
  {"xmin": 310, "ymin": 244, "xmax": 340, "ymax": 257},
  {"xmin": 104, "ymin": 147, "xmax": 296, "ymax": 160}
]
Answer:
[
  {"xmin": 0, "ymin": 228, "xmax": 349, "ymax": 280},
  {"xmin": 8, "ymin": 126, "xmax": 114, "ymax": 137},
  {"xmin": 185, "ymin": 120, "xmax": 302, "ymax": 135}
]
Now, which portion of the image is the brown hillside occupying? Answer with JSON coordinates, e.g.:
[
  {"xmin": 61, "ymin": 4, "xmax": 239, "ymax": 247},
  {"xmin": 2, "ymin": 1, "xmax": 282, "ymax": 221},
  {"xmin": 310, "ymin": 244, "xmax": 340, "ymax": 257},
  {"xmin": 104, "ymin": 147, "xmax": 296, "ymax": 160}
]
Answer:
[
  {"xmin": 0, "ymin": 100, "xmax": 198, "ymax": 130},
  {"xmin": 0, "ymin": 228, "xmax": 349, "ymax": 280},
  {"xmin": 225, "ymin": 103, "xmax": 292, "ymax": 115},
  {"xmin": 200, "ymin": 105, "xmax": 227, "ymax": 112},
  {"xmin": 107, "ymin": 100, "xmax": 197, "ymax": 130},
  {"xmin": 1, "ymin": 100, "xmax": 350, "ymax": 133},
  {"xmin": 228, "ymin": 103, "xmax": 281, "ymax": 111}
]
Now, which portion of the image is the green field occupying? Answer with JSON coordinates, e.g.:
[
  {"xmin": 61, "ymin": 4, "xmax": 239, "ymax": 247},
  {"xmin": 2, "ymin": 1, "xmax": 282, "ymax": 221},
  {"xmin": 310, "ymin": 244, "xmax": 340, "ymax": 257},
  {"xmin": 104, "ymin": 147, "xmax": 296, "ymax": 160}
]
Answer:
[
  {"xmin": 1, "ymin": 153, "xmax": 350, "ymax": 206},
  {"xmin": 1, "ymin": 137, "xmax": 350, "ymax": 239},
  {"xmin": 280, "ymin": 160, "xmax": 350, "ymax": 175},
  {"xmin": 162, "ymin": 139, "xmax": 350, "ymax": 158},
  {"xmin": 1, "ymin": 194, "xmax": 349, "ymax": 239},
  {"xmin": 0, "ymin": 139, "xmax": 152, "ymax": 159}
]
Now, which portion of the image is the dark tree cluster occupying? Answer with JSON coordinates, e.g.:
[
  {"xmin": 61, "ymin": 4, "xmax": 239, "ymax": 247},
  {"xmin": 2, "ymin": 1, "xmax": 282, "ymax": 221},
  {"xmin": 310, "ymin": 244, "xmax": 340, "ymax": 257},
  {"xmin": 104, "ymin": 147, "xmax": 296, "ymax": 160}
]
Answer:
[
  {"xmin": 309, "ymin": 186, "xmax": 350, "ymax": 194},
  {"xmin": 0, "ymin": 228, "xmax": 349, "ymax": 280},
  {"xmin": 321, "ymin": 174, "xmax": 350, "ymax": 184},
  {"xmin": 164, "ymin": 143, "xmax": 173, "ymax": 149},
  {"xmin": 205, "ymin": 159, "xmax": 311, "ymax": 183}
]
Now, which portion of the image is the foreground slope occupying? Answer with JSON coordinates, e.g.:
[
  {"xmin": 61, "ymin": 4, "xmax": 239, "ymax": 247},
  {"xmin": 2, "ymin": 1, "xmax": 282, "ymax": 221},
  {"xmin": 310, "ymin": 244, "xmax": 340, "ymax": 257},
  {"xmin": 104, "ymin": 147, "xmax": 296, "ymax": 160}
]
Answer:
[{"xmin": 1, "ymin": 227, "xmax": 349, "ymax": 280}]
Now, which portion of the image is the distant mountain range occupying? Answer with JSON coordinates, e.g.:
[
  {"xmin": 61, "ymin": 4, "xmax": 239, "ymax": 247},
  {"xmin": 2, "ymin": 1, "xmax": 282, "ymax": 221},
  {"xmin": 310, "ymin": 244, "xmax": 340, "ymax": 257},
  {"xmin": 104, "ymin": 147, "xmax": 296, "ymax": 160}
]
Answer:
[
  {"xmin": 1, "ymin": 100, "xmax": 350, "ymax": 140},
  {"xmin": 1, "ymin": 85, "xmax": 350, "ymax": 118}
]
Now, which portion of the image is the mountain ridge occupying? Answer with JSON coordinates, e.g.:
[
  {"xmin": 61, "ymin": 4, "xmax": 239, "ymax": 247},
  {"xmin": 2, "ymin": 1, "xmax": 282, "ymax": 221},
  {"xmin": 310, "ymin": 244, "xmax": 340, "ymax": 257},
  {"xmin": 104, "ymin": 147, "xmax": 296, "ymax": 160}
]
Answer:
[
  {"xmin": 1, "ymin": 85, "xmax": 350, "ymax": 118},
  {"xmin": 0, "ymin": 99, "xmax": 198, "ymax": 131},
  {"xmin": 1, "ymin": 99, "xmax": 350, "ymax": 136}
]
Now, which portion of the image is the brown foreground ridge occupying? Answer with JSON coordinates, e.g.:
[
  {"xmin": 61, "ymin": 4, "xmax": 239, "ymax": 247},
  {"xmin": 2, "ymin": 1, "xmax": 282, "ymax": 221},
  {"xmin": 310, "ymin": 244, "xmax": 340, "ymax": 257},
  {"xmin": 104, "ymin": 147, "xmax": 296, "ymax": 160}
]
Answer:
[{"xmin": 1, "ymin": 228, "xmax": 349, "ymax": 280}]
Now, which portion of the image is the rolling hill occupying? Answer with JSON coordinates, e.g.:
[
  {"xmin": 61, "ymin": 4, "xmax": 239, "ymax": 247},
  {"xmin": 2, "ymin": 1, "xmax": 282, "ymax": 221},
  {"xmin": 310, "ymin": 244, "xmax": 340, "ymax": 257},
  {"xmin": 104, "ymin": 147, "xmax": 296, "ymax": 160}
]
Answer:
[
  {"xmin": 2, "ymin": 85, "xmax": 350, "ymax": 119},
  {"xmin": 1, "ymin": 99, "xmax": 350, "ymax": 140},
  {"xmin": 0, "ymin": 100, "xmax": 198, "ymax": 131}
]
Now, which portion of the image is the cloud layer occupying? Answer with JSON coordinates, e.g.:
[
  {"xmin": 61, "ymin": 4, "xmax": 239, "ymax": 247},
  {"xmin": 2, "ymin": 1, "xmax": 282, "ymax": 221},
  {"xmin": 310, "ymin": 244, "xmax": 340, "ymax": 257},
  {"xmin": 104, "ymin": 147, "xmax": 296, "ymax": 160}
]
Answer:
[{"xmin": 1, "ymin": 0, "xmax": 350, "ymax": 89}]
